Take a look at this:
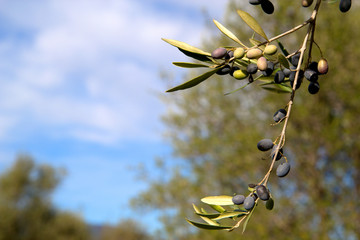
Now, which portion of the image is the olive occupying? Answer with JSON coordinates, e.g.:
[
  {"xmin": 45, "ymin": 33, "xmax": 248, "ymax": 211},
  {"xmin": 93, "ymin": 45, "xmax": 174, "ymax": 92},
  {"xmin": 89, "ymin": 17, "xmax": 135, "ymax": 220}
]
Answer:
[
  {"xmin": 257, "ymin": 139, "xmax": 274, "ymax": 151},
  {"xmin": 308, "ymin": 81, "xmax": 320, "ymax": 94},
  {"xmin": 211, "ymin": 48, "xmax": 227, "ymax": 59},
  {"xmin": 276, "ymin": 162, "xmax": 291, "ymax": 177},
  {"xmin": 271, "ymin": 144, "xmax": 283, "ymax": 161},
  {"xmin": 244, "ymin": 196, "xmax": 255, "ymax": 210},
  {"xmin": 273, "ymin": 109, "xmax": 286, "ymax": 123},
  {"xmin": 232, "ymin": 195, "xmax": 245, "ymax": 205},
  {"xmin": 255, "ymin": 185, "xmax": 270, "ymax": 201}
]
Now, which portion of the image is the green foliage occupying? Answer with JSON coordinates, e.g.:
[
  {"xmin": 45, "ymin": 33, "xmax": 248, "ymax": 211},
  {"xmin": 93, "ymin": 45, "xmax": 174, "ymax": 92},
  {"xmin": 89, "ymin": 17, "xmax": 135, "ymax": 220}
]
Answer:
[{"xmin": 0, "ymin": 155, "xmax": 89, "ymax": 240}]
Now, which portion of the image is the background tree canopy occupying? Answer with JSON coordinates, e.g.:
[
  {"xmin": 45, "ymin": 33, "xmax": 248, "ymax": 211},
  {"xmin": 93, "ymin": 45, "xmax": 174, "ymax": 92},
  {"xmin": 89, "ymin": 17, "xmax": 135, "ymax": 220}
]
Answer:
[{"xmin": 133, "ymin": 1, "xmax": 360, "ymax": 239}]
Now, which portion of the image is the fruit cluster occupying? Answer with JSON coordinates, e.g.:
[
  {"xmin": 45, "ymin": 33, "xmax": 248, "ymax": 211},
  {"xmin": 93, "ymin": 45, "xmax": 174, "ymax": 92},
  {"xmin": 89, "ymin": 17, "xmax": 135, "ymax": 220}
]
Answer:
[
  {"xmin": 249, "ymin": 0, "xmax": 352, "ymax": 14},
  {"xmin": 210, "ymin": 45, "xmax": 329, "ymax": 95}
]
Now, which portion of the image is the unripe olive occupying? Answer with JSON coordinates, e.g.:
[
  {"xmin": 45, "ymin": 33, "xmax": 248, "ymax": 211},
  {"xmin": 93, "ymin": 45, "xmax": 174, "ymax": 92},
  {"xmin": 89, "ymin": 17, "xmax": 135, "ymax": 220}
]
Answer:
[
  {"xmin": 308, "ymin": 81, "xmax": 320, "ymax": 94},
  {"xmin": 233, "ymin": 70, "xmax": 249, "ymax": 80},
  {"xmin": 302, "ymin": 0, "xmax": 313, "ymax": 7},
  {"xmin": 246, "ymin": 48, "xmax": 263, "ymax": 59},
  {"xmin": 257, "ymin": 57, "xmax": 268, "ymax": 71},
  {"xmin": 255, "ymin": 185, "xmax": 270, "ymax": 201},
  {"xmin": 273, "ymin": 108, "xmax": 286, "ymax": 122},
  {"xmin": 264, "ymin": 45, "xmax": 278, "ymax": 55},
  {"xmin": 266, "ymin": 198, "xmax": 274, "ymax": 210},
  {"xmin": 274, "ymin": 70, "xmax": 285, "ymax": 83},
  {"xmin": 244, "ymin": 196, "xmax": 255, "ymax": 210},
  {"xmin": 230, "ymin": 66, "xmax": 240, "ymax": 77},
  {"xmin": 261, "ymin": 0, "xmax": 274, "ymax": 14},
  {"xmin": 317, "ymin": 58, "xmax": 329, "ymax": 75},
  {"xmin": 234, "ymin": 48, "xmax": 245, "ymax": 59},
  {"xmin": 232, "ymin": 194, "xmax": 245, "ymax": 205},
  {"xmin": 339, "ymin": 0, "xmax": 351, "ymax": 12},
  {"xmin": 276, "ymin": 162, "xmax": 290, "ymax": 177},
  {"xmin": 257, "ymin": 139, "xmax": 274, "ymax": 151},
  {"xmin": 216, "ymin": 65, "xmax": 231, "ymax": 75},
  {"xmin": 211, "ymin": 47, "xmax": 227, "ymax": 59},
  {"xmin": 247, "ymin": 64, "xmax": 258, "ymax": 74},
  {"xmin": 271, "ymin": 144, "xmax": 283, "ymax": 161}
]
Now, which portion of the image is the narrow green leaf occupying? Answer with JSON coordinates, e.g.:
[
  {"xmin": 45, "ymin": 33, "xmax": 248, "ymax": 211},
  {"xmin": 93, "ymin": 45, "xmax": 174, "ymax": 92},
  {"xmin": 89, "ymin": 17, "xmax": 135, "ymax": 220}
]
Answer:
[
  {"xmin": 209, "ymin": 205, "xmax": 226, "ymax": 213},
  {"xmin": 224, "ymin": 82, "xmax": 251, "ymax": 95},
  {"xmin": 200, "ymin": 216, "xmax": 220, "ymax": 226},
  {"xmin": 213, "ymin": 211, "xmax": 247, "ymax": 221},
  {"xmin": 162, "ymin": 38, "xmax": 211, "ymax": 56},
  {"xmin": 201, "ymin": 195, "xmax": 234, "ymax": 206},
  {"xmin": 213, "ymin": 19, "xmax": 247, "ymax": 48},
  {"xmin": 166, "ymin": 68, "xmax": 219, "ymax": 92},
  {"xmin": 237, "ymin": 10, "xmax": 268, "ymax": 40},
  {"xmin": 242, "ymin": 206, "xmax": 255, "ymax": 233},
  {"xmin": 192, "ymin": 204, "xmax": 201, "ymax": 214},
  {"xmin": 173, "ymin": 62, "xmax": 209, "ymax": 68},
  {"xmin": 186, "ymin": 219, "xmax": 232, "ymax": 230},
  {"xmin": 178, "ymin": 48, "xmax": 212, "ymax": 62},
  {"xmin": 261, "ymin": 86, "xmax": 292, "ymax": 94},
  {"xmin": 278, "ymin": 54, "xmax": 290, "ymax": 69},
  {"xmin": 277, "ymin": 41, "xmax": 289, "ymax": 56},
  {"xmin": 249, "ymin": 38, "xmax": 265, "ymax": 51},
  {"xmin": 196, "ymin": 212, "xmax": 221, "ymax": 218}
]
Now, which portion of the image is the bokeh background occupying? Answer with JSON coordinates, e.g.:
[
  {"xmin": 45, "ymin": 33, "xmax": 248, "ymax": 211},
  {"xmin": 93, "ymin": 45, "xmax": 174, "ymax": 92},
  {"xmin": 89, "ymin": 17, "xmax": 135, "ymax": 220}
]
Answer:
[{"xmin": 0, "ymin": 0, "xmax": 359, "ymax": 239}]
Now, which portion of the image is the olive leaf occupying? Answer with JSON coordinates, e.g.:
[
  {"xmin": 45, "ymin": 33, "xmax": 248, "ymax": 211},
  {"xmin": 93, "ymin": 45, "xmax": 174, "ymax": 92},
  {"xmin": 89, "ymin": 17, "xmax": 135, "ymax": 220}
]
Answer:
[
  {"xmin": 249, "ymin": 38, "xmax": 266, "ymax": 51},
  {"xmin": 201, "ymin": 195, "xmax": 234, "ymax": 206},
  {"xmin": 277, "ymin": 53, "xmax": 290, "ymax": 69},
  {"xmin": 277, "ymin": 40, "xmax": 290, "ymax": 56},
  {"xmin": 186, "ymin": 219, "xmax": 233, "ymax": 230},
  {"xmin": 173, "ymin": 62, "xmax": 210, "ymax": 68},
  {"xmin": 242, "ymin": 206, "xmax": 255, "ymax": 233},
  {"xmin": 213, "ymin": 19, "xmax": 247, "ymax": 48},
  {"xmin": 237, "ymin": 10, "xmax": 268, "ymax": 41},
  {"xmin": 166, "ymin": 67, "xmax": 219, "ymax": 92},
  {"xmin": 162, "ymin": 38, "xmax": 211, "ymax": 56},
  {"xmin": 209, "ymin": 204, "xmax": 226, "ymax": 213},
  {"xmin": 178, "ymin": 48, "xmax": 213, "ymax": 62}
]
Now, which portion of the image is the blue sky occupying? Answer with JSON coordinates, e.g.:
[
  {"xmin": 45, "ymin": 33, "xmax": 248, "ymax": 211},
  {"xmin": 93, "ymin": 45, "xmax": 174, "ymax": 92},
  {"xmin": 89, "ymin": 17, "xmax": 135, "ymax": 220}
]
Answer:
[{"xmin": 0, "ymin": 0, "xmax": 228, "ymax": 229}]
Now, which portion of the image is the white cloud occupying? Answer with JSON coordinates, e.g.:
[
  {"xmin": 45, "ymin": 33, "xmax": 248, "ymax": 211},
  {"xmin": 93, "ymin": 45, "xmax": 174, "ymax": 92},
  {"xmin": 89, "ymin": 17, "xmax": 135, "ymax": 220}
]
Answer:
[{"xmin": 0, "ymin": 0, "xmax": 228, "ymax": 145}]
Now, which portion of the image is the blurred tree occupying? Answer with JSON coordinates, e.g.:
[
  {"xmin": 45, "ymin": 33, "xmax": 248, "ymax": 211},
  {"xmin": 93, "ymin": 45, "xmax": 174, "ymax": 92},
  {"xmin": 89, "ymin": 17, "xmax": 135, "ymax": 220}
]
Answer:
[
  {"xmin": 0, "ymin": 155, "xmax": 89, "ymax": 240},
  {"xmin": 133, "ymin": 1, "xmax": 360, "ymax": 239},
  {"xmin": 99, "ymin": 219, "xmax": 152, "ymax": 240}
]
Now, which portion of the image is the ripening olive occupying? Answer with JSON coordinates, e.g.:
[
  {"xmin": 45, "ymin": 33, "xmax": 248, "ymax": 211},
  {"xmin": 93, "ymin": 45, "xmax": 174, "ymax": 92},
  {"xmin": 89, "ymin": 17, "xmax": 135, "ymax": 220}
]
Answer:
[
  {"xmin": 257, "ymin": 57, "xmax": 268, "ymax": 71},
  {"xmin": 233, "ymin": 70, "xmax": 249, "ymax": 80},
  {"xmin": 255, "ymin": 185, "xmax": 270, "ymax": 201},
  {"xmin": 246, "ymin": 48, "xmax": 263, "ymax": 59},
  {"xmin": 257, "ymin": 139, "xmax": 274, "ymax": 151},
  {"xmin": 276, "ymin": 162, "xmax": 291, "ymax": 177},
  {"xmin": 308, "ymin": 81, "xmax": 320, "ymax": 94},
  {"xmin": 317, "ymin": 58, "xmax": 329, "ymax": 75},
  {"xmin": 339, "ymin": 0, "xmax": 351, "ymax": 12},
  {"xmin": 302, "ymin": 0, "xmax": 313, "ymax": 7},
  {"xmin": 261, "ymin": 61, "xmax": 274, "ymax": 77},
  {"xmin": 244, "ymin": 196, "xmax": 255, "ymax": 210},
  {"xmin": 273, "ymin": 109, "xmax": 286, "ymax": 123},
  {"xmin": 261, "ymin": 0, "xmax": 274, "ymax": 14},
  {"xmin": 211, "ymin": 48, "xmax": 227, "ymax": 59},
  {"xmin": 232, "ymin": 194, "xmax": 245, "ymax": 205},
  {"xmin": 264, "ymin": 45, "xmax": 278, "ymax": 55}
]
